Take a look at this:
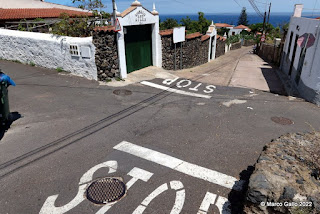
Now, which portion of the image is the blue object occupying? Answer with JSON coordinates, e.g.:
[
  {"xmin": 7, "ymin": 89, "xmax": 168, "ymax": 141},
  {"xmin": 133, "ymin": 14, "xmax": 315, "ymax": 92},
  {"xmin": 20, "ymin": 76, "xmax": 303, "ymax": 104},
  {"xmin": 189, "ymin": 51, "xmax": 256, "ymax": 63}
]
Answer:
[{"xmin": 0, "ymin": 73, "xmax": 16, "ymax": 86}]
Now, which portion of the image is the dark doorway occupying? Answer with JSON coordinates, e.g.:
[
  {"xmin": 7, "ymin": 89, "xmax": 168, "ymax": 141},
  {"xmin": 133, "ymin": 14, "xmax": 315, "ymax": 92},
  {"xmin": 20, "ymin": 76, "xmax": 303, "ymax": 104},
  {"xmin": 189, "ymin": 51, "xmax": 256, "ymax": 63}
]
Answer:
[
  {"xmin": 288, "ymin": 34, "xmax": 299, "ymax": 76},
  {"xmin": 124, "ymin": 24, "xmax": 153, "ymax": 73}
]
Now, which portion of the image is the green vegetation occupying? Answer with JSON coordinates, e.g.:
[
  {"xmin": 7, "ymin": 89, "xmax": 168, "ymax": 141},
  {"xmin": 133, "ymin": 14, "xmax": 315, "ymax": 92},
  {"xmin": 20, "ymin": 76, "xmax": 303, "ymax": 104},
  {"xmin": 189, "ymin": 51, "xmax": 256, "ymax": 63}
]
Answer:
[
  {"xmin": 52, "ymin": 13, "xmax": 94, "ymax": 37},
  {"xmin": 12, "ymin": 59, "xmax": 22, "ymax": 64},
  {"xmin": 160, "ymin": 12, "xmax": 211, "ymax": 34},
  {"xmin": 56, "ymin": 67, "xmax": 64, "ymax": 72},
  {"xmin": 217, "ymin": 27, "xmax": 230, "ymax": 37},
  {"xmin": 238, "ymin": 7, "xmax": 249, "ymax": 26},
  {"xmin": 29, "ymin": 62, "xmax": 36, "ymax": 66},
  {"xmin": 226, "ymin": 35, "xmax": 240, "ymax": 45},
  {"xmin": 160, "ymin": 18, "xmax": 179, "ymax": 30},
  {"xmin": 115, "ymin": 77, "xmax": 124, "ymax": 81}
]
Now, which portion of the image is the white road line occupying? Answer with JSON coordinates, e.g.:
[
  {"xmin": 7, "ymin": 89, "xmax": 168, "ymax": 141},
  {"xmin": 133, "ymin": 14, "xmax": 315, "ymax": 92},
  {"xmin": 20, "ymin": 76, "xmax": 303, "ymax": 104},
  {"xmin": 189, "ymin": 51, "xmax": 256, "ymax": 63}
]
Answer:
[
  {"xmin": 113, "ymin": 141, "xmax": 244, "ymax": 191},
  {"xmin": 140, "ymin": 81, "xmax": 212, "ymax": 99}
]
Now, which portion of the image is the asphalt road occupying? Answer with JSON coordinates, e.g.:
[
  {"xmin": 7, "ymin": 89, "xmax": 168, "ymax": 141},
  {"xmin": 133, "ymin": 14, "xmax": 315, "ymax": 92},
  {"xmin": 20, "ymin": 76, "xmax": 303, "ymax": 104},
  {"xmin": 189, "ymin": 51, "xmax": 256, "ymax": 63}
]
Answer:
[{"xmin": 1, "ymin": 60, "xmax": 320, "ymax": 214}]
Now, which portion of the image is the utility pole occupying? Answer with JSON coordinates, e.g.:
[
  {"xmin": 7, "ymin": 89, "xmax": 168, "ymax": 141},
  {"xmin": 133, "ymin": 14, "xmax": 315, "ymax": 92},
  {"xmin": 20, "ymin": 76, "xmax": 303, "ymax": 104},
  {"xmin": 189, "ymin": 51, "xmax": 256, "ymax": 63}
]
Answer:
[
  {"xmin": 267, "ymin": 2, "xmax": 271, "ymax": 25},
  {"xmin": 112, "ymin": 0, "xmax": 116, "ymax": 25},
  {"xmin": 262, "ymin": 11, "xmax": 267, "ymax": 38}
]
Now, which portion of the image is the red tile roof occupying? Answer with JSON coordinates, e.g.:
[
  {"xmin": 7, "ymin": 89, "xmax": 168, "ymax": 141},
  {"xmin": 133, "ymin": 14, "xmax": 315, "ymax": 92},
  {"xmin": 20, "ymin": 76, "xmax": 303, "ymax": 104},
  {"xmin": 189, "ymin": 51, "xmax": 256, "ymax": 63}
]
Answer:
[
  {"xmin": 234, "ymin": 25, "xmax": 250, "ymax": 30},
  {"xmin": 186, "ymin": 32, "xmax": 202, "ymax": 40},
  {"xmin": 0, "ymin": 8, "xmax": 93, "ymax": 20},
  {"xmin": 94, "ymin": 26, "xmax": 115, "ymax": 32},
  {"xmin": 217, "ymin": 35, "xmax": 226, "ymax": 41},
  {"xmin": 215, "ymin": 23, "xmax": 233, "ymax": 28},
  {"xmin": 159, "ymin": 29, "xmax": 173, "ymax": 36},
  {"xmin": 201, "ymin": 35, "xmax": 210, "ymax": 41},
  {"xmin": 120, "ymin": 6, "xmax": 137, "ymax": 17}
]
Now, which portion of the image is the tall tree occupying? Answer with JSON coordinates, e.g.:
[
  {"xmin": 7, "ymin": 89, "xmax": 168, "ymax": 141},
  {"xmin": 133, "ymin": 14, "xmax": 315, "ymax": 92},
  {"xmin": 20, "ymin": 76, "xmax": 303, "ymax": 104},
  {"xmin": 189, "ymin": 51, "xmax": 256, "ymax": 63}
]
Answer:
[
  {"xmin": 160, "ymin": 18, "xmax": 179, "ymax": 30},
  {"xmin": 72, "ymin": 0, "xmax": 103, "ymax": 11},
  {"xmin": 238, "ymin": 7, "xmax": 249, "ymax": 26}
]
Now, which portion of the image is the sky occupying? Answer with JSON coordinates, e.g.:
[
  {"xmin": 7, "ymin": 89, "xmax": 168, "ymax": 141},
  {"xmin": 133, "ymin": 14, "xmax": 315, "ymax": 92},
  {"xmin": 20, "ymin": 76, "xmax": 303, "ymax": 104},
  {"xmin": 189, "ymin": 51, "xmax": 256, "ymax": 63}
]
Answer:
[{"xmin": 46, "ymin": 0, "xmax": 320, "ymax": 15}]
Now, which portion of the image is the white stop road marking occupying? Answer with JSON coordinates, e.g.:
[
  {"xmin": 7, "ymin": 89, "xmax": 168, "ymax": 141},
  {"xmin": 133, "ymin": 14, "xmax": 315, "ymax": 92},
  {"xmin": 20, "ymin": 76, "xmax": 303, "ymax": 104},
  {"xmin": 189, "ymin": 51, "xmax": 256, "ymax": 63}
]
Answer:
[
  {"xmin": 114, "ymin": 141, "xmax": 244, "ymax": 191},
  {"xmin": 140, "ymin": 81, "xmax": 212, "ymax": 99}
]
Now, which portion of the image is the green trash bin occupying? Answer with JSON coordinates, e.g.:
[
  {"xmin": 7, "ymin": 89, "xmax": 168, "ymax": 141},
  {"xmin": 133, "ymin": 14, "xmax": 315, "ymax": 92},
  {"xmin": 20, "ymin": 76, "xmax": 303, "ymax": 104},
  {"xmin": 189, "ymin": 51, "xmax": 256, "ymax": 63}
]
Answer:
[{"xmin": 0, "ymin": 82, "xmax": 10, "ymax": 125}]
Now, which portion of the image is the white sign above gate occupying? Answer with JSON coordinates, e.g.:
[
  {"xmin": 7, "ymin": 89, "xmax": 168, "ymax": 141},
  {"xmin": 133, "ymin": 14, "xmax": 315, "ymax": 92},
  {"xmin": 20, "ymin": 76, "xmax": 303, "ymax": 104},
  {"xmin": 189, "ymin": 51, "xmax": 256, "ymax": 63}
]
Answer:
[{"xmin": 135, "ymin": 10, "xmax": 147, "ymax": 23}]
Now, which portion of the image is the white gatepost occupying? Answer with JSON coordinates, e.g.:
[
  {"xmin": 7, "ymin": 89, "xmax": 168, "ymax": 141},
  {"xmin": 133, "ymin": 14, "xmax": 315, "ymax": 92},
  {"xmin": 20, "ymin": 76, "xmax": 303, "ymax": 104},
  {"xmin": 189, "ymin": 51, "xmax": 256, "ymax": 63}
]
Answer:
[
  {"xmin": 207, "ymin": 21, "xmax": 217, "ymax": 62},
  {"xmin": 115, "ymin": 1, "xmax": 161, "ymax": 79}
]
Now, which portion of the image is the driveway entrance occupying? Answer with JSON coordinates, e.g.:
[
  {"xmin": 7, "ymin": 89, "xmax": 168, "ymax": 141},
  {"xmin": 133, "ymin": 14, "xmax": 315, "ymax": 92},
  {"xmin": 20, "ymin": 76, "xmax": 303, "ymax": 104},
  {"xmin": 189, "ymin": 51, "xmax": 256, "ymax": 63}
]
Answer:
[{"xmin": 124, "ymin": 24, "xmax": 153, "ymax": 73}]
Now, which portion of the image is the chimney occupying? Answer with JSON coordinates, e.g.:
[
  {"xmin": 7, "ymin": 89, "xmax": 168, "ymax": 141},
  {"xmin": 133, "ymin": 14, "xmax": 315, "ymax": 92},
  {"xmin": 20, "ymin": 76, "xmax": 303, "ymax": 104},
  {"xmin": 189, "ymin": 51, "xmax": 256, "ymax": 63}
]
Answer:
[{"xmin": 293, "ymin": 4, "xmax": 303, "ymax": 17}]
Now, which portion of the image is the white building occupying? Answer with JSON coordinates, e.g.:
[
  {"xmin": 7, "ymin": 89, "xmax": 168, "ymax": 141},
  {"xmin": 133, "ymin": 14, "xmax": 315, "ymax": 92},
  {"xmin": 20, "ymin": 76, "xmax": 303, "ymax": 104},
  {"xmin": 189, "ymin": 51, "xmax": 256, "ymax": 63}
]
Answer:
[
  {"xmin": 214, "ymin": 23, "xmax": 251, "ymax": 37},
  {"xmin": 229, "ymin": 25, "xmax": 251, "ymax": 36},
  {"xmin": 280, "ymin": 4, "xmax": 320, "ymax": 105}
]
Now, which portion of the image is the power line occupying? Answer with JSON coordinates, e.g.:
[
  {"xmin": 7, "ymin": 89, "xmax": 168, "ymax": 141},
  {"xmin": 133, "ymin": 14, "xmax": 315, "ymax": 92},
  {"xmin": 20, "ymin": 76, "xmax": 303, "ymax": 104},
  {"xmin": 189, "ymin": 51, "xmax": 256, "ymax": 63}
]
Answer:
[
  {"xmin": 313, "ymin": 0, "xmax": 319, "ymax": 17},
  {"xmin": 248, "ymin": 0, "xmax": 264, "ymax": 18},
  {"xmin": 233, "ymin": 0, "xmax": 242, "ymax": 7}
]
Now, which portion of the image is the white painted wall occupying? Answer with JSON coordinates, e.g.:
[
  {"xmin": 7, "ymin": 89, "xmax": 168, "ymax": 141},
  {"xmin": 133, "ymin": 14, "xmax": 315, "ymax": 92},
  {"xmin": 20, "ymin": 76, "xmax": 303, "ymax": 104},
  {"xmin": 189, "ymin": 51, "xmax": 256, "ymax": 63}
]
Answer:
[
  {"xmin": 207, "ymin": 26, "xmax": 217, "ymax": 62},
  {"xmin": 282, "ymin": 16, "xmax": 320, "ymax": 91},
  {"xmin": 228, "ymin": 29, "xmax": 242, "ymax": 37},
  {"xmin": 0, "ymin": 29, "xmax": 97, "ymax": 80},
  {"xmin": 117, "ymin": 6, "xmax": 161, "ymax": 78}
]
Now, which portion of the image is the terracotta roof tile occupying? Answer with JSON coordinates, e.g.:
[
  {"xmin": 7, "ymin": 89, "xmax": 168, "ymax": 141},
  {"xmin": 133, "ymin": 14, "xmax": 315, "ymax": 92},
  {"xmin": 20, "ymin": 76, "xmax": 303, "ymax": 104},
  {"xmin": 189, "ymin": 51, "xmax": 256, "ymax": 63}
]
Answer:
[
  {"xmin": 0, "ymin": 8, "xmax": 93, "ymax": 20},
  {"xmin": 186, "ymin": 32, "xmax": 202, "ymax": 40},
  {"xmin": 94, "ymin": 26, "xmax": 115, "ymax": 32},
  {"xmin": 217, "ymin": 35, "xmax": 226, "ymax": 41},
  {"xmin": 201, "ymin": 35, "xmax": 210, "ymax": 41},
  {"xmin": 120, "ymin": 6, "xmax": 137, "ymax": 17},
  {"xmin": 234, "ymin": 24, "xmax": 250, "ymax": 29},
  {"xmin": 215, "ymin": 23, "xmax": 233, "ymax": 28},
  {"xmin": 159, "ymin": 29, "xmax": 173, "ymax": 36}
]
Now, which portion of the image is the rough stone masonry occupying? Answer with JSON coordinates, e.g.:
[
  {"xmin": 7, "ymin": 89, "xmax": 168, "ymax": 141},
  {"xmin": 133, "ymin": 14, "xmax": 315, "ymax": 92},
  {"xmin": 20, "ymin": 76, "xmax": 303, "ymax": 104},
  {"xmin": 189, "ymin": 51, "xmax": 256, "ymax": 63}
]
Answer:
[
  {"xmin": 93, "ymin": 28, "xmax": 119, "ymax": 81},
  {"xmin": 244, "ymin": 132, "xmax": 320, "ymax": 214}
]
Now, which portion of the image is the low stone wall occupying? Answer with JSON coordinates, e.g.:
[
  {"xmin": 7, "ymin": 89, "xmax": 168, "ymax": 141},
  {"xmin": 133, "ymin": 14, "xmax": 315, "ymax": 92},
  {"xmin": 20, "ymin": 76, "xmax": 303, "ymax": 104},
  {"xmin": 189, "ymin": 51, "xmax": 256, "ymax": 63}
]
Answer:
[
  {"xmin": 230, "ymin": 42, "xmax": 242, "ymax": 50},
  {"xmin": 161, "ymin": 33, "xmax": 210, "ymax": 70},
  {"xmin": 0, "ymin": 29, "xmax": 97, "ymax": 80},
  {"xmin": 244, "ymin": 40, "xmax": 256, "ymax": 46},
  {"xmin": 215, "ymin": 36, "xmax": 226, "ymax": 58},
  {"xmin": 92, "ymin": 28, "xmax": 119, "ymax": 81},
  {"xmin": 258, "ymin": 43, "xmax": 284, "ymax": 66},
  {"xmin": 244, "ymin": 132, "xmax": 320, "ymax": 214}
]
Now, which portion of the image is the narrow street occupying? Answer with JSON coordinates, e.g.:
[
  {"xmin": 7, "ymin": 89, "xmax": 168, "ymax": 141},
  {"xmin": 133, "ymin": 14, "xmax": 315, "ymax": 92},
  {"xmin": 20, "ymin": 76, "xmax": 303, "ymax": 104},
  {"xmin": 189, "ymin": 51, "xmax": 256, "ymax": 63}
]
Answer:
[{"xmin": 0, "ymin": 48, "xmax": 319, "ymax": 214}]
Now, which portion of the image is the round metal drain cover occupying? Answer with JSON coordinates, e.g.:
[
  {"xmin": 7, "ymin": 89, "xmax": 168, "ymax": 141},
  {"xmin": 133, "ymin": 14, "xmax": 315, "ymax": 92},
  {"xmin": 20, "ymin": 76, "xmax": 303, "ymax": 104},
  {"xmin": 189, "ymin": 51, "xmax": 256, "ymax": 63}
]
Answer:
[
  {"xmin": 86, "ymin": 177, "xmax": 126, "ymax": 204},
  {"xmin": 271, "ymin": 117, "xmax": 294, "ymax": 125},
  {"xmin": 113, "ymin": 89, "xmax": 132, "ymax": 96}
]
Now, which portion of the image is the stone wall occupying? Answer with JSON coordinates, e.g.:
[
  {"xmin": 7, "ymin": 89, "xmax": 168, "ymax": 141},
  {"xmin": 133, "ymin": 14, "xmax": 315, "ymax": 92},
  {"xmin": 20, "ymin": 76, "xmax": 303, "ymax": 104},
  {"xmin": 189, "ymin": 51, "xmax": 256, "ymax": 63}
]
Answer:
[
  {"xmin": 0, "ymin": 29, "xmax": 97, "ymax": 80},
  {"xmin": 258, "ymin": 43, "xmax": 284, "ymax": 66},
  {"xmin": 243, "ymin": 40, "xmax": 256, "ymax": 46},
  {"xmin": 216, "ymin": 36, "xmax": 226, "ymax": 58},
  {"xmin": 230, "ymin": 41, "xmax": 242, "ymax": 50},
  {"xmin": 161, "ymin": 33, "xmax": 210, "ymax": 70},
  {"xmin": 244, "ymin": 132, "xmax": 320, "ymax": 214},
  {"xmin": 92, "ymin": 28, "xmax": 119, "ymax": 81}
]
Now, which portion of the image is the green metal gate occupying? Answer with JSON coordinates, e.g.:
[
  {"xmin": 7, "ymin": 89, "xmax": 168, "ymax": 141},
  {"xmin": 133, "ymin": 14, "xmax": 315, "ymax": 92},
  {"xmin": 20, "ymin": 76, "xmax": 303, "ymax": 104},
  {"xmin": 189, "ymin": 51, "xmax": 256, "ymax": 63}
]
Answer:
[{"xmin": 124, "ymin": 24, "xmax": 152, "ymax": 73}]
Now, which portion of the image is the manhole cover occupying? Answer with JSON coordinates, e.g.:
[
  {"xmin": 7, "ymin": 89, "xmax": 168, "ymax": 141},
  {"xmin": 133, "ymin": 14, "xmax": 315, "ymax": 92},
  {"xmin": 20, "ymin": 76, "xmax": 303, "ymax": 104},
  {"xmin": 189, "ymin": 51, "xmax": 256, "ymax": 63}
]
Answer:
[
  {"xmin": 113, "ymin": 89, "xmax": 132, "ymax": 96},
  {"xmin": 271, "ymin": 117, "xmax": 294, "ymax": 125},
  {"xmin": 86, "ymin": 177, "xmax": 126, "ymax": 205}
]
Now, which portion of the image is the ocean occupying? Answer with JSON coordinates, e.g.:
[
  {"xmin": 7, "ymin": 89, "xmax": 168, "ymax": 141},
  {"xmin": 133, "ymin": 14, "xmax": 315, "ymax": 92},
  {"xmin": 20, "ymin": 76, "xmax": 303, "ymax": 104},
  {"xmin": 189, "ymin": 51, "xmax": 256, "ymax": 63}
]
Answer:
[{"xmin": 159, "ymin": 13, "xmax": 293, "ymax": 27}]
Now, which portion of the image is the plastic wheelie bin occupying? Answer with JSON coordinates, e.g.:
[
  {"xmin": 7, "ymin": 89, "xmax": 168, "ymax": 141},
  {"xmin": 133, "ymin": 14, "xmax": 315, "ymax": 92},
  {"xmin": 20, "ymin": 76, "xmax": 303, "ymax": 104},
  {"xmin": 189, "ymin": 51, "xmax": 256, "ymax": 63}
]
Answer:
[{"xmin": 0, "ymin": 70, "xmax": 16, "ymax": 125}]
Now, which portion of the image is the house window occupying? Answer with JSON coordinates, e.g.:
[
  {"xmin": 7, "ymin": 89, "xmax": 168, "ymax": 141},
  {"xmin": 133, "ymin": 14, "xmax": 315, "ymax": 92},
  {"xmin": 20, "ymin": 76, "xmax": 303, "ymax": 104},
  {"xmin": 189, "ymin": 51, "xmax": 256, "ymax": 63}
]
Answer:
[{"xmin": 70, "ymin": 45, "xmax": 80, "ymax": 57}]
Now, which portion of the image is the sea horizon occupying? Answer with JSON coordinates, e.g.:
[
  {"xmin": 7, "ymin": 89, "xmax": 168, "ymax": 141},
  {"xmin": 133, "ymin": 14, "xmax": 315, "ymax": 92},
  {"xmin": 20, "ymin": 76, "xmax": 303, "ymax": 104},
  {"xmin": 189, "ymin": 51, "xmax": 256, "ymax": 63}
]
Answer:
[{"xmin": 159, "ymin": 12, "xmax": 320, "ymax": 27}]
